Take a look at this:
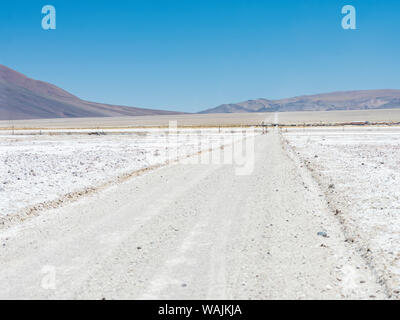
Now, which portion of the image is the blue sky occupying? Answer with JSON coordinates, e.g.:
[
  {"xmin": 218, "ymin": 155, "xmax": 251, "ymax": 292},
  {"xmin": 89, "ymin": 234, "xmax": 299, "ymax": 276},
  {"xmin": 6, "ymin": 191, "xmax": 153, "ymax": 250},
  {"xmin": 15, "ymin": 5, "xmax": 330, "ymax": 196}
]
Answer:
[{"xmin": 1, "ymin": 0, "xmax": 399, "ymax": 112}]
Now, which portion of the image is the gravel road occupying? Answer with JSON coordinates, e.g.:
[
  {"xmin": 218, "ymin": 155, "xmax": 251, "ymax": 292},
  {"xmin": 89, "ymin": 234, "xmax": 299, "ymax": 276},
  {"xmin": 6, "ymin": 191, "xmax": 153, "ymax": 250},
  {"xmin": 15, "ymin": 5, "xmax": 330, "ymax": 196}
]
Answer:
[{"xmin": 0, "ymin": 131, "xmax": 385, "ymax": 299}]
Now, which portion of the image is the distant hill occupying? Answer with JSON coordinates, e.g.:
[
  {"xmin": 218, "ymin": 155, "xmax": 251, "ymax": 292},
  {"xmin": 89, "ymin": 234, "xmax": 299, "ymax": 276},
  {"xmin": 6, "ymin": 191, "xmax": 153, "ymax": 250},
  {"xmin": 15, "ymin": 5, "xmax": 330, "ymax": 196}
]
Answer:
[
  {"xmin": 200, "ymin": 90, "xmax": 400, "ymax": 114},
  {"xmin": 0, "ymin": 64, "xmax": 180, "ymax": 120}
]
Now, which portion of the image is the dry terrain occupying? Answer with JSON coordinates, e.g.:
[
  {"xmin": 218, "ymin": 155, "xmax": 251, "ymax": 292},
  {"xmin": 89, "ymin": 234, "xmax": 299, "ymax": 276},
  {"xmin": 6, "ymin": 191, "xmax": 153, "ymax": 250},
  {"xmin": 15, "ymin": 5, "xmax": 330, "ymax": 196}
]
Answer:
[
  {"xmin": 0, "ymin": 130, "xmax": 385, "ymax": 299},
  {"xmin": 1, "ymin": 108, "xmax": 400, "ymax": 129},
  {"xmin": 283, "ymin": 127, "xmax": 400, "ymax": 298},
  {"xmin": 0, "ymin": 128, "xmax": 246, "ymax": 226},
  {"xmin": 0, "ymin": 111, "xmax": 399, "ymax": 299}
]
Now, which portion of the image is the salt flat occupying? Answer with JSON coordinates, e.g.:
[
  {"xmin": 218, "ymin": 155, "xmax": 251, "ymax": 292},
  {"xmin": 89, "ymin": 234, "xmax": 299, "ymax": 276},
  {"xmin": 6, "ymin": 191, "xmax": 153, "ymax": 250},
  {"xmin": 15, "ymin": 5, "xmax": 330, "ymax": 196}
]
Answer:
[
  {"xmin": 0, "ymin": 128, "xmax": 248, "ymax": 223},
  {"xmin": 283, "ymin": 127, "xmax": 400, "ymax": 298},
  {"xmin": 0, "ymin": 131, "xmax": 383, "ymax": 299},
  {"xmin": 1, "ymin": 108, "xmax": 400, "ymax": 129},
  {"xmin": 1, "ymin": 113, "xmax": 398, "ymax": 299}
]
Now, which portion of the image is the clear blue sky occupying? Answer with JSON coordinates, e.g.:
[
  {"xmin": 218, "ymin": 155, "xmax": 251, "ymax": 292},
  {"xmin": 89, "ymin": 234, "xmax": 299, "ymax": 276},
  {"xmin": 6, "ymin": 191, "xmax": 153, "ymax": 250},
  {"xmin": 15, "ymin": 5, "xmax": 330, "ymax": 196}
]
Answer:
[{"xmin": 1, "ymin": 0, "xmax": 399, "ymax": 112}]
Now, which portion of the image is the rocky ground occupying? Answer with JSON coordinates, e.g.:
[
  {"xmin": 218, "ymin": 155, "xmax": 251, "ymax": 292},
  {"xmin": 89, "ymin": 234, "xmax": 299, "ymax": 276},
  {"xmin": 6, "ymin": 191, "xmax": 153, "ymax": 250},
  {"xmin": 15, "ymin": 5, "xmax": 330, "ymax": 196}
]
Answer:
[
  {"xmin": 0, "ymin": 129, "xmax": 247, "ymax": 221},
  {"xmin": 283, "ymin": 126, "xmax": 400, "ymax": 298},
  {"xmin": 0, "ymin": 131, "xmax": 384, "ymax": 299}
]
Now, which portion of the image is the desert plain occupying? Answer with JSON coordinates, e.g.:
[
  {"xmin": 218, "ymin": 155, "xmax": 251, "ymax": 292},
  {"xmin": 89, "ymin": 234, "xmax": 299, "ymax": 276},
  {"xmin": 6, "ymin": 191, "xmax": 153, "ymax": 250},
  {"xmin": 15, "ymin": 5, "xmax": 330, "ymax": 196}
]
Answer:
[{"xmin": 0, "ymin": 109, "xmax": 400, "ymax": 299}]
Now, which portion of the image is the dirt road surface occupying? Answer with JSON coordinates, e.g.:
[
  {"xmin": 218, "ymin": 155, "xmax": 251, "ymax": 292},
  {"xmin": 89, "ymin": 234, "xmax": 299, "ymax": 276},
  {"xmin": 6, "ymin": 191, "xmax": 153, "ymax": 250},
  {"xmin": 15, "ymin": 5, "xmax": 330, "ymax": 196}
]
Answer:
[{"xmin": 0, "ymin": 131, "xmax": 385, "ymax": 299}]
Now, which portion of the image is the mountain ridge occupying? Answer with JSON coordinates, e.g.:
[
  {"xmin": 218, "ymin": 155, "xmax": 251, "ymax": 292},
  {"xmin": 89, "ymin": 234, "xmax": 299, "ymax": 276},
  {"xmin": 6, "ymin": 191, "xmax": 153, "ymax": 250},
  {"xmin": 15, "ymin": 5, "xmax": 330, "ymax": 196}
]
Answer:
[
  {"xmin": 200, "ymin": 89, "xmax": 400, "ymax": 114},
  {"xmin": 0, "ymin": 64, "xmax": 181, "ymax": 120}
]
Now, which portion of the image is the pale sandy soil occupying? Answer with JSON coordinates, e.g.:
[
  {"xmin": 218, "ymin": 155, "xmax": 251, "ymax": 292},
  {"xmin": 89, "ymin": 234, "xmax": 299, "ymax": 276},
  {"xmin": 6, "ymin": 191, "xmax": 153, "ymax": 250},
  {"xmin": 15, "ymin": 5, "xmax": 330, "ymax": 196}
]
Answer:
[
  {"xmin": 1, "ymin": 108, "xmax": 400, "ymax": 129},
  {"xmin": 0, "ymin": 129, "xmax": 248, "ymax": 221},
  {"xmin": 283, "ymin": 127, "xmax": 400, "ymax": 298},
  {"xmin": 0, "ymin": 131, "xmax": 385, "ymax": 299}
]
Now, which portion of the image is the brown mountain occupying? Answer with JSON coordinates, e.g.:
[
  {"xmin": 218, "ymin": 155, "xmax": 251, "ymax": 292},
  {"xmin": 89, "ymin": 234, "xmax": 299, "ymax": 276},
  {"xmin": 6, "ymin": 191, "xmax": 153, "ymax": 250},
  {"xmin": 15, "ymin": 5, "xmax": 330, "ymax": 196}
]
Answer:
[
  {"xmin": 200, "ymin": 90, "xmax": 400, "ymax": 114},
  {"xmin": 0, "ymin": 64, "xmax": 180, "ymax": 120}
]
